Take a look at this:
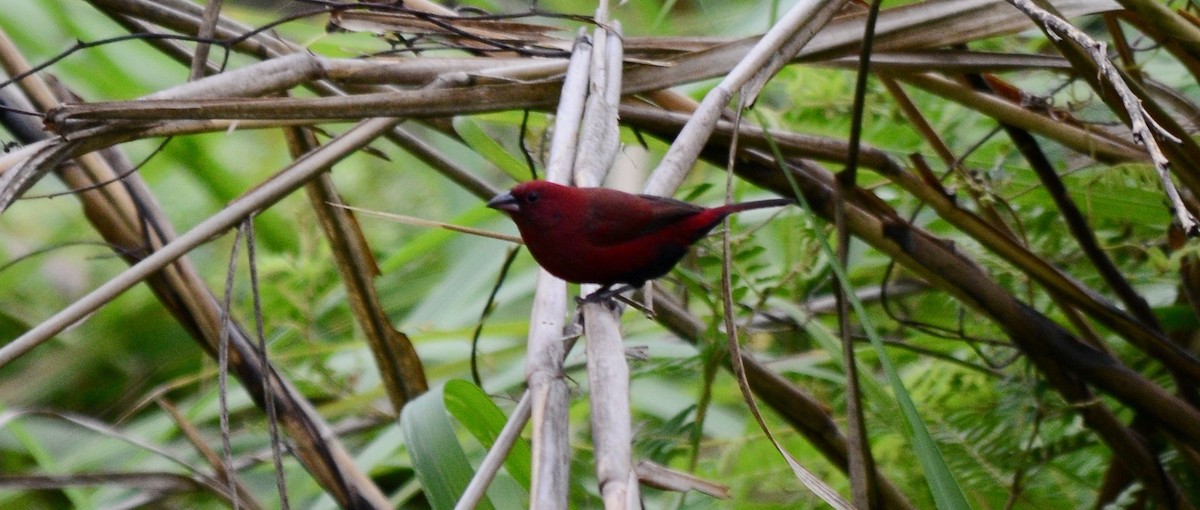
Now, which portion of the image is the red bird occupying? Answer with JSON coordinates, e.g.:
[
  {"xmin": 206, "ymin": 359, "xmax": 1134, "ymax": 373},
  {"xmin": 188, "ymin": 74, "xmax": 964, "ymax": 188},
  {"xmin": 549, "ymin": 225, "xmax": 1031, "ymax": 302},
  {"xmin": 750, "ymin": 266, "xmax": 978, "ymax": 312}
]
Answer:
[{"xmin": 487, "ymin": 180, "xmax": 793, "ymax": 297}]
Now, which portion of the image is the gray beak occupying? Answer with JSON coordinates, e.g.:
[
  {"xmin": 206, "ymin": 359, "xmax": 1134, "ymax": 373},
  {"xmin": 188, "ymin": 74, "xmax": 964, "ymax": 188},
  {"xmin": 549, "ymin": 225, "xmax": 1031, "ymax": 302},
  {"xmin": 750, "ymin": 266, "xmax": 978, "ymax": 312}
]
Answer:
[{"xmin": 486, "ymin": 191, "xmax": 520, "ymax": 213}]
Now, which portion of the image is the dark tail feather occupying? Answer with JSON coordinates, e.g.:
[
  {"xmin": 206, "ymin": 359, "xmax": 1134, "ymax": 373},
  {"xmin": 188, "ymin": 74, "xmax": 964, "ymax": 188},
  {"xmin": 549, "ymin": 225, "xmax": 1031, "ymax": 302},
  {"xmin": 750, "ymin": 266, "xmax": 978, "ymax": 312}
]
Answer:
[{"xmin": 717, "ymin": 197, "xmax": 795, "ymax": 215}]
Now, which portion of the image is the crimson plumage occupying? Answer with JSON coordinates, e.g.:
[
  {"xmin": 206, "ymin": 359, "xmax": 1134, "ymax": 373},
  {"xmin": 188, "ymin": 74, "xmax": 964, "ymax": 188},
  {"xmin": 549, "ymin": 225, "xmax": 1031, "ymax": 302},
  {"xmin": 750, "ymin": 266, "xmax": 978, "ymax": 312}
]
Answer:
[{"xmin": 487, "ymin": 180, "xmax": 792, "ymax": 290}]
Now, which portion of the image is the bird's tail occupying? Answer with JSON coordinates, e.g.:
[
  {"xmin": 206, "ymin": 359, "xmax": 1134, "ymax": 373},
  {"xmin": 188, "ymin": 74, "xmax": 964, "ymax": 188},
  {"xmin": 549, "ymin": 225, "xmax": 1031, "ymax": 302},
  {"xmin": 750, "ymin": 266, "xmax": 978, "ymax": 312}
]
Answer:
[{"xmin": 717, "ymin": 197, "xmax": 795, "ymax": 215}]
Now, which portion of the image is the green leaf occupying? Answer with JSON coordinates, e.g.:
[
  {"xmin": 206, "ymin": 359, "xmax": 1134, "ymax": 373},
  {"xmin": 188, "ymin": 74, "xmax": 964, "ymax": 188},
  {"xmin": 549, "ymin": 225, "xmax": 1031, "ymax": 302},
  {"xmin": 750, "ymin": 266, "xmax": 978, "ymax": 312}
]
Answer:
[
  {"xmin": 454, "ymin": 117, "xmax": 532, "ymax": 181},
  {"xmin": 400, "ymin": 381, "xmax": 531, "ymax": 510},
  {"xmin": 443, "ymin": 379, "xmax": 533, "ymax": 491},
  {"xmin": 2, "ymin": 412, "xmax": 89, "ymax": 508},
  {"xmin": 400, "ymin": 384, "xmax": 493, "ymax": 510},
  {"xmin": 1155, "ymin": 304, "xmax": 1200, "ymax": 331}
]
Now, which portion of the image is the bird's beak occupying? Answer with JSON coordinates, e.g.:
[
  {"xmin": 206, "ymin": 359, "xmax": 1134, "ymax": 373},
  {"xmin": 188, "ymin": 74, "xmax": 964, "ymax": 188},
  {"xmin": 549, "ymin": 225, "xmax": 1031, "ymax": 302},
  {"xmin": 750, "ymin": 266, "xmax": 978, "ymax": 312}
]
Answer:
[{"xmin": 486, "ymin": 192, "xmax": 520, "ymax": 213}]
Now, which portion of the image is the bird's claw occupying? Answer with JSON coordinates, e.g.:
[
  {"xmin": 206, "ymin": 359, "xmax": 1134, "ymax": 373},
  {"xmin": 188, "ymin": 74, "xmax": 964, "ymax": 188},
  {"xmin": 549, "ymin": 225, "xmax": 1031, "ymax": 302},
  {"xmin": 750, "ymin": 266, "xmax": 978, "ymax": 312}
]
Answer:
[
  {"xmin": 577, "ymin": 284, "xmax": 634, "ymax": 307},
  {"xmin": 575, "ymin": 293, "xmax": 619, "ymax": 311},
  {"xmin": 575, "ymin": 293, "xmax": 606, "ymax": 305}
]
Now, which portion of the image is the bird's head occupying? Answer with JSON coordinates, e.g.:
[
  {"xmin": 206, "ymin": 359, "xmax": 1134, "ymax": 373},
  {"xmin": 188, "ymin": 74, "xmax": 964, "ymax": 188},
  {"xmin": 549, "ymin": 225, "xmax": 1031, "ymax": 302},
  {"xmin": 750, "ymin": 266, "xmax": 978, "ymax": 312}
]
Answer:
[{"xmin": 486, "ymin": 180, "xmax": 569, "ymax": 218}]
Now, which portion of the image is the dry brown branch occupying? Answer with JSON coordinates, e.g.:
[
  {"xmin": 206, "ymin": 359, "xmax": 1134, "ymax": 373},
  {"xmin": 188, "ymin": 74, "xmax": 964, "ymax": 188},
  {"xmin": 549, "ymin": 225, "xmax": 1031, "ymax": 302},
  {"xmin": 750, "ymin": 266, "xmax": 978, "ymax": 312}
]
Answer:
[{"xmin": 0, "ymin": 30, "xmax": 392, "ymax": 510}]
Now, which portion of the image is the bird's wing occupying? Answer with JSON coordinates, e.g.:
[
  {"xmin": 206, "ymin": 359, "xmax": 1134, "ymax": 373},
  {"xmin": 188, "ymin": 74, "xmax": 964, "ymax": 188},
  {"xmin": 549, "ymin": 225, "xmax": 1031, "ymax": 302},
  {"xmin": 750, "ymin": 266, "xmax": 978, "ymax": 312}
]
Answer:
[{"xmin": 584, "ymin": 191, "xmax": 703, "ymax": 246}]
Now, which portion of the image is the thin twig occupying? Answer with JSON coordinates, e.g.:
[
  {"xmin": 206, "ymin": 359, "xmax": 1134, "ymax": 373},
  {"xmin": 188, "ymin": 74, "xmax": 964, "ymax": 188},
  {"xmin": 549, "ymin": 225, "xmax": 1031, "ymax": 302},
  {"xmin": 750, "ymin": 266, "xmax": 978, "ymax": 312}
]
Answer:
[
  {"xmin": 1006, "ymin": 0, "xmax": 1196, "ymax": 235},
  {"xmin": 189, "ymin": 0, "xmax": 225, "ymax": 81},
  {"xmin": 835, "ymin": 0, "xmax": 883, "ymax": 504},
  {"xmin": 245, "ymin": 218, "xmax": 291, "ymax": 510},
  {"xmin": 470, "ymin": 247, "xmax": 521, "ymax": 386},
  {"xmin": 329, "ymin": 203, "xmax": 522, "ymax": 243},
  {"xmin": 218, "ymin": 221, "xmax": 246, "ymax": 510},
  {"xmin": 726, "ymin": 97, "xmax": 851, "ymax": 510}
]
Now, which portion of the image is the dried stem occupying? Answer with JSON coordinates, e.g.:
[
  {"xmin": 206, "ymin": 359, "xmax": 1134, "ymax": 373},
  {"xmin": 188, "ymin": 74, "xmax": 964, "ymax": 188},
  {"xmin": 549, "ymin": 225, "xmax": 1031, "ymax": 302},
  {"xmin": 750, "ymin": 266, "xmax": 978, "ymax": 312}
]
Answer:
[{"xmin": 1006, "ymin": 0, "xmax": 1197, "ymax": 234}]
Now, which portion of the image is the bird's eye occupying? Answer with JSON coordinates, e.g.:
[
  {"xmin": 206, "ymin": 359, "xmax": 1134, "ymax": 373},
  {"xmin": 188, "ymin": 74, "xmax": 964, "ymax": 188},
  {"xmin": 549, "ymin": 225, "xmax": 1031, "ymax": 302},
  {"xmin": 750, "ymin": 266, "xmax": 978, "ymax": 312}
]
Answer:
[{"xmin": 526, "ymin": 191, "xmax": 540, "ymax": 203}]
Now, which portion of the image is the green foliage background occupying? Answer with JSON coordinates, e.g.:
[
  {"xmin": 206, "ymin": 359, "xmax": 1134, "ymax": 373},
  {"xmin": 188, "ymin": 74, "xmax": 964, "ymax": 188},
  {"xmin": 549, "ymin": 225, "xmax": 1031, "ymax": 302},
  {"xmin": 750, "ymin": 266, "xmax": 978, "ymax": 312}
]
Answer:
[{"xmin": 1, "ymin": 0, "xmax": 1197, "ymax": 508}]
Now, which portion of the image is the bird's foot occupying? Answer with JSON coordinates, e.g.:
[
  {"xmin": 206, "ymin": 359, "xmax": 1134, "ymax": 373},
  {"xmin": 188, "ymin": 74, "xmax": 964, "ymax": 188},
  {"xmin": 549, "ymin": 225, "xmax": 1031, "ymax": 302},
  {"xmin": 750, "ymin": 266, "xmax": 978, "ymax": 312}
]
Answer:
[{"xmin": 576, "ymin": 284, "xmax": 633, "ymax": 306}]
